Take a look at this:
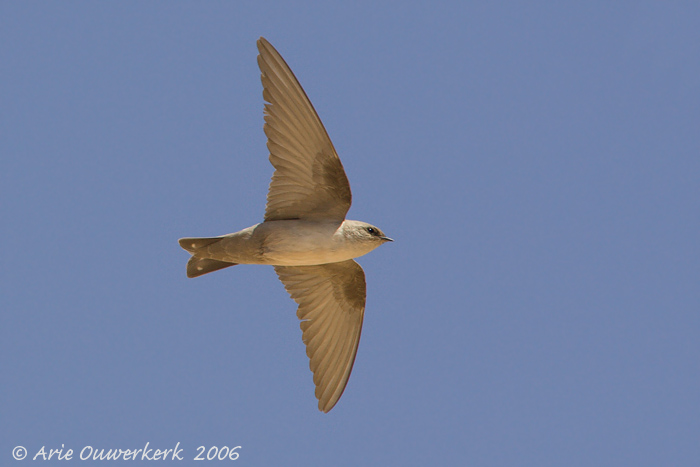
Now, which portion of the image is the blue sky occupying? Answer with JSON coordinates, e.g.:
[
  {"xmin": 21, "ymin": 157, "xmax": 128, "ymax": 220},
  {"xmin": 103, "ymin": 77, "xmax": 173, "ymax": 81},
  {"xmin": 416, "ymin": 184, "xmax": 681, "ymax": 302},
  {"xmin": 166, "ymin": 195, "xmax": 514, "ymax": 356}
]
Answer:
[{"xmin": 2, "ymin": 2, "xmax": 699, "ymax": 465}]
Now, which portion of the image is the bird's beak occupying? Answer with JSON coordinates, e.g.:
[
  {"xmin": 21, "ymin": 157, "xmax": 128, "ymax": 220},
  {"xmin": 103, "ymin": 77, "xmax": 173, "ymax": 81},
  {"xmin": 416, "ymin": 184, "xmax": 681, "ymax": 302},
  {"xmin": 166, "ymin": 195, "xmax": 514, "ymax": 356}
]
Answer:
[{"xmin": 380, "ymin": 236, "xmax": 394, "ymax": 242}]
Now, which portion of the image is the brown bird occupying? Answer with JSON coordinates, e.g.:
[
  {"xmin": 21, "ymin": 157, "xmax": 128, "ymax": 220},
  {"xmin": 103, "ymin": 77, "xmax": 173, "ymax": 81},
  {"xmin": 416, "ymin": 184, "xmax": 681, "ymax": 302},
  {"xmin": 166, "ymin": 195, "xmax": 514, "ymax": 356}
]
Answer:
[{"xmin": 178, "ymin": 37, "xmax": 392, "ymax": 412}]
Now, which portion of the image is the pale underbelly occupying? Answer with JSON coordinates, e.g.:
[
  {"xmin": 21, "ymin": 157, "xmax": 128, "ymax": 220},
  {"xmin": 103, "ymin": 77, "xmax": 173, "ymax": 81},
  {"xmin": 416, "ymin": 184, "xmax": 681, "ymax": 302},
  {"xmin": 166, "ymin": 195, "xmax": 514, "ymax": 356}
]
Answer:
[{"xmin": 258, "ymin": 246, "xmax": 357, "ymax": 266}]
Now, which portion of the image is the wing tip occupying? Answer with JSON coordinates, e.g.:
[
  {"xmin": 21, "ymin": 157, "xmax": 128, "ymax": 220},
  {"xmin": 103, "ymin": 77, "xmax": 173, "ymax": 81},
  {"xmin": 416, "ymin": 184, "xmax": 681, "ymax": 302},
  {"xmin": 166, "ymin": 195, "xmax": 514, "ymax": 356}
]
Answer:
[{"xmin": 257, "ymin": 36, "xmax": 273, "ymax": 54}]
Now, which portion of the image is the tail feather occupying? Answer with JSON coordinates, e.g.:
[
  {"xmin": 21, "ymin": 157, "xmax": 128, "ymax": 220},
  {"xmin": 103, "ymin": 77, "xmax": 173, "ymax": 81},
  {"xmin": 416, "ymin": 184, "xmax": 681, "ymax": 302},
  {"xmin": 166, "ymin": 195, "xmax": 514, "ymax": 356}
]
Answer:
[
  {"xmin": 186, "ymin": 256, "xmax": 237, "ymax": 278},
  {"xmin": 178, "ymin": 236, "xmax": 237, "ymax": 278},
  {"xmin": 179, "ymin": 237, "xmax": 223, "ymax": 254}
]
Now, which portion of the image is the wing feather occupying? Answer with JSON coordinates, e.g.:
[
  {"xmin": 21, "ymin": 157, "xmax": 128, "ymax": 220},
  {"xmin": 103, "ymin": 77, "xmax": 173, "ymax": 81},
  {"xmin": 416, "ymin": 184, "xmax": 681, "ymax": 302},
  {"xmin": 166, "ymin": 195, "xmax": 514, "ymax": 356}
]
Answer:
[
  {"xmin": 275, "ymin": 260, "xmax": 366, "ymax": 412},
  {"xmin": 257, "ymin": 37, "xmax": 352, "ymax": 222}
]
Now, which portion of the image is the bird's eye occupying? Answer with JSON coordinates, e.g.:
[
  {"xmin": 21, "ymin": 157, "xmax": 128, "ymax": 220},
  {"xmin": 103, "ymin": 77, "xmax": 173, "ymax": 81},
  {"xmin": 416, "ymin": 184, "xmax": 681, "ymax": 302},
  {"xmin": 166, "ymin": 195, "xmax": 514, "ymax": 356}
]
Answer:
[{"xmin": 367, "ymin": 227, "xmax": 376, "ymax": 234}]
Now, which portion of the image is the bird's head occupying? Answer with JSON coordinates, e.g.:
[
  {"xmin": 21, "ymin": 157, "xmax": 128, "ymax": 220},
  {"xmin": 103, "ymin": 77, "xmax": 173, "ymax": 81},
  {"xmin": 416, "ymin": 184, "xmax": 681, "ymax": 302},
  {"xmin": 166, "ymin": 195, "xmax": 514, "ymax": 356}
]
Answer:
[{"xmin": 343, "ymin": 220, "xmax": 393, "ymax": 246}]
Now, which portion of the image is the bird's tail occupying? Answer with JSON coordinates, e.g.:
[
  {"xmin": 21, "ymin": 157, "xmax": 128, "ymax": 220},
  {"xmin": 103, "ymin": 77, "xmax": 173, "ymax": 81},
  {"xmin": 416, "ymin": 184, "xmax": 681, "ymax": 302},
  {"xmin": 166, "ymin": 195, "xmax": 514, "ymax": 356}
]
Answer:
[{"xmin": 178, "ymin": 237, "xmax": 237, "ymax": 278}]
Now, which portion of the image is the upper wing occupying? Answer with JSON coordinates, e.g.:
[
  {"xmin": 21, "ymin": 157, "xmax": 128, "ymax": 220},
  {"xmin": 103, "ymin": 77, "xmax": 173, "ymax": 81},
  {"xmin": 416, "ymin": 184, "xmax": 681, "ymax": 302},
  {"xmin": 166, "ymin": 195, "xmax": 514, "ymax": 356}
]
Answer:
[
  {"xmin": 257, "ymin": 37, "xmax": 352, "ymax": 222},
  {"xmin": 274, "ymin": 260, "xmax": 366, "ymax": 412}
]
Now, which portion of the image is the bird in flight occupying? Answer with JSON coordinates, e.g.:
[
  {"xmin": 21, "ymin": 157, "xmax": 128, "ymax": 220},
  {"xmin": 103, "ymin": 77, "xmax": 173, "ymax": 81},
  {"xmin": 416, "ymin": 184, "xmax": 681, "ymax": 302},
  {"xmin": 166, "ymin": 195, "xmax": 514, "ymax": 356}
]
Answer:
[{"xmin": 179, "ymin": 37, "xmax": 392, "ymax": 412}]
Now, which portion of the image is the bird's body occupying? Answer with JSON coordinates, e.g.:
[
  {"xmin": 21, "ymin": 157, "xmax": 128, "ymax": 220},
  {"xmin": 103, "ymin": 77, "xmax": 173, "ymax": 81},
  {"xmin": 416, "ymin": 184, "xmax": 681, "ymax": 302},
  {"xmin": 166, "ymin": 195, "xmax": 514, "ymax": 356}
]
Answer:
[
  {"xmin": 181, "ymin": 219, "xmax": 388, "ymax": 268},
  {"xmin": 179, "ymin": 37, "xmax": 391, "ymax": 412}
]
